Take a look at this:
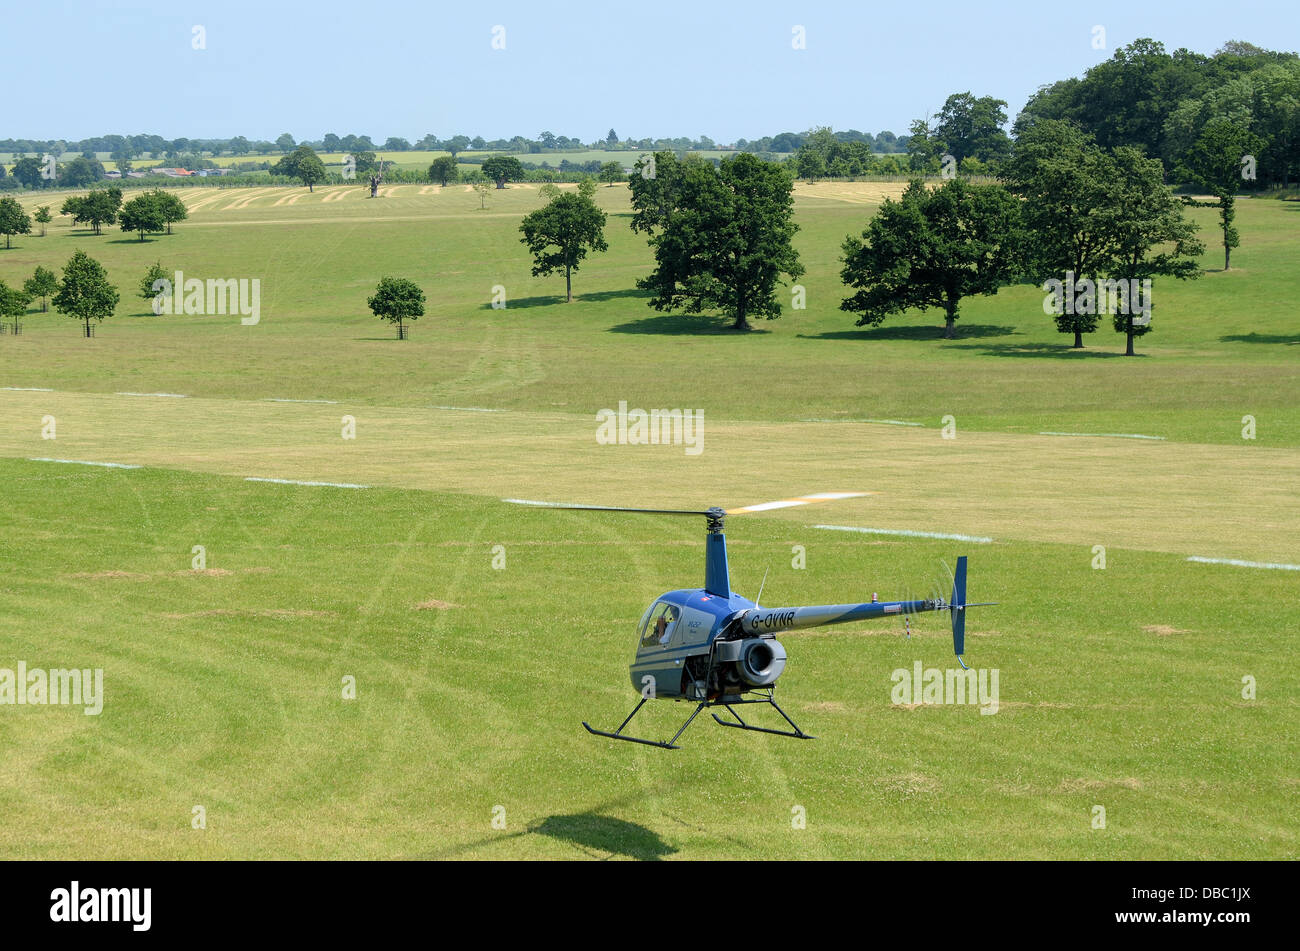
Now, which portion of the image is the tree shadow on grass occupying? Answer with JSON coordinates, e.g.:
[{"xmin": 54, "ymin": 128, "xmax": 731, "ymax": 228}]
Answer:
[
  {"xmin": 946, "ymin": 341, "xmax": 1147, "ymax": 358},
  {"xmin": 608, "ymin": 312, "xmax": 771, "ymax": 335},
  {"xmin": 479, "ymin": 287, "xmax": 649, "ymax": 310},
  {"xmin": 800, "ymin": 323, "xmax": 1018, "ymax": 341},
  {"xmin": 1221, "ymin": 332, "xmax": 1300, "ymax": 345}
]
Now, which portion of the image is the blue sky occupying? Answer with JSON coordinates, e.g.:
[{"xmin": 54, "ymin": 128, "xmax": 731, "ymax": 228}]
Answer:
[{"xmin": 6, "ymin": 1, "xmax": 1298, "ymax": 143}]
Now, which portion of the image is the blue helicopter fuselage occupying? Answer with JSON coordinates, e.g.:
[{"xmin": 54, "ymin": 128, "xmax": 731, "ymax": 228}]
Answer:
[{"xmin": 630, "ymin": 588, "xmax": 755, "ymax": 698}]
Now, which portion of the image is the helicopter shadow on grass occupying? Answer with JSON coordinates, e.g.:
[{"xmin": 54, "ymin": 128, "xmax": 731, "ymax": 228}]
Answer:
[
  {"xmin": 410, "ymin": 793, "xmax": 678, "ymax": 861},
  {"xmin": 798, "ymin": 323, "xmax": 1017, "ymax": 342},
  {"xmin": 1221, "ymin": 332, "xmax": 1300, "ymax": 345},
  {"xmin": 478, "ymin": 288, "xmax": 648, "ymax": 310}
]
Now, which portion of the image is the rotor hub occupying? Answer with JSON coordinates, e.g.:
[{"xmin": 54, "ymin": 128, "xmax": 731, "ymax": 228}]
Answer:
[{"xmin": 705, "ymin": 507, "xmax": 727, "ymax": 534}]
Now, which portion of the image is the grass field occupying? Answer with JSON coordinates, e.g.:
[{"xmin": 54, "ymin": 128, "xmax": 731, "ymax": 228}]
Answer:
[{"xmin": 0, "ymin": 180, "xmax": 1295, "ymax": 859}]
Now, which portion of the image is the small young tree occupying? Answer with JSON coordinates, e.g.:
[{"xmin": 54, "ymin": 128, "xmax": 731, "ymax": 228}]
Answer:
[
  {"xmin": 33, "ymin": 205, "xmax": 52, "ymax": 236},
  {"xmin": 0, "ymin": 196, "xmax": 32, "ymax": 249},
  {"xmin": 367, "ymin": 276, "xmax": 425, "ymax": 338},
  {"xmin": 120, "ymin": 192, "xmax": 166, "ymax": 241},
  {"xmin": 519, "ymin": 192, "xmax": 609, "ymax": 302},
  {"xmin": 24, "ymin": 266, "xmax": 58, "ymax": 312},
  {"xmin": 139, "ymin": 261, "xmax": 168, "ymax": 306},
  {"xmin": 53, "ymin": 249, "xmax": 119, "ymax": 336},
  {"xmin": 472, "ymin": 181, "xmax": 491, "ymax": 209},
  {"xmin": 1178, "ymin": 118, "xmax": 1263, "ymax": 271},
  {"xmin": 0, "ymin": 279, "xmax": 32, "ymax": 331}
]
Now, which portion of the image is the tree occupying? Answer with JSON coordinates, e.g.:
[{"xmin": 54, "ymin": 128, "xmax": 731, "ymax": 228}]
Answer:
[
  {"xmin": 0, "ymin": 280, "xmax": 32, "ymax": 330},
  {"xmin": 428, "ymin": 156, "xmax": 459, "ymax": 185},
  {"xmin": 352, "ymin": 150, "xmax": 379, "ymax": 180},
  {"xmin": 606, "ymin": 128, "xmax": 619, "ymax": 148},
  {"xmin": 33, "ymin": 205, "xmax": 51, "ymax": 236},
  {"xmin": 1104, "ymin": 147, "xmax": 1204, "ymax": 355},
  {"xmin": 139, "ymin": 261, "xmax": 168, "ymax": 303},
  {"xmin": 481, "ymin": 155, "xmax": 524, "ymax": 188},
  {"xmin": 1003, "ymin": 120, "xmax": 1121, "ymax": 347},
  {"xmin": 152, "ymin": 190, "xmax": 187, "ymax": 234},
  {"xmin": 61, "ymin": 156, "xmax": 105, "ymax": 187},
  {"xmin": 24, "ymin": 266, "xmax": 58, "ymax": 312},
  {"xmin": 272, "ymin": 146, "xmax": 328, "ymax": 191},
  {"xmin": 61, "ymin": 187, "xmax": 122, "ymax": 236},
  {"xmin": 519, "ymin": 192, "xmax": 609, "ymax": 302},
  {"xmin": 11, "ymin": 156, "xmax": 45, "ymax": 188},
  {"xmin": 110, "ymin": 147, "xmax": 133, "ymax": 175},
  {"xmin": 367, "ymin": 276, "xmax": 425, "ymax": 338},
  {"xmin": 0, "ymin": 196, "xmax": 32, "ymax": 249},
  {"xmin": 119, "ymin": 192, "xmax": 166, "ymax": 241},
  {"xmin": 634, "ymin": 152, "xmax": 804, "ymax": 331},
  {"xmin": 276, "ymin": 133, "xmax": 296, "ymax": 153},
  {"xmin": 53, "ymin": 250, "xmax": 119, "ymax": 336},
  {"xmin": 598, "ymin": 161, "xmax": 624, "ymax": 185},
  {"xmin": 840, "ymin": 178, "xmax": 1021, "ymax": 338},
  {"xmin": 472, "ymin": 181, "xmax": 491, "ymax": 209},
  {"xmin": 934, "ymin": 92, "xmax": 1013, "ymax": 165},
  {"xmin": 446, "ymin": 135, "xmax": 471, "ymax": 158},
  {"xmin": 322, "ymin": 133, "xmax": 342, "ymax": 153},
  {"xmin": 1177, "ymin": 117, "xmax": 1263, "ymax": 270}
]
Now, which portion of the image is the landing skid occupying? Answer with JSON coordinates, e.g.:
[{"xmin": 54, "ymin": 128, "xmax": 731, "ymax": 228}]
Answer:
[
  {"xmin": 583, "ymin": 690, "xmax": 813, "ymax": 750},
  {"xmin": 711, "ymin": 693, "xmax": 815, "ymax": 740}
]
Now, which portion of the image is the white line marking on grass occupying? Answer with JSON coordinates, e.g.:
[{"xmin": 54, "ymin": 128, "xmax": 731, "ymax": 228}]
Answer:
[
  {"xmin": 429, "ymin": 405, "xmax": 504, "ymax": 413},
  {"xmin": 245, "ymin": 477, "xmax": 369, "ymax": 489},
  {"xmin": 1187, "ymin": 556, "xmax": 1300, "ymax": 572},
  {"xmin": 29, "ymin": 458, "xmax": 142, "ymax": 469},
  {"xmin": 800, "ymin": 417, "xmax": 923, "ymax": 426},
  {"xmin": 2, "ymin": 387, "xmax": 54, "ymax": 392},
  {"xmin": 263, "ymin": 398, "xmax": 340, "ymax": 404},
  {"xmin": 115, "ymin": 392, "xmax": 188, "ymax": 398},
  {"xmin": 814, "ymin": 524, "xmax": 994, "ymax": 543},
  {"xmin": 1039, "ymin": 431, "xmax": 1164, "ymax": 441}
]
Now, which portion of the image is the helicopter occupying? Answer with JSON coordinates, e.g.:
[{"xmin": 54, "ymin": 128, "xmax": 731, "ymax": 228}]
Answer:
[{"xmin": 507, "ymin": 493, "xmax": 995, "ymax": 749}]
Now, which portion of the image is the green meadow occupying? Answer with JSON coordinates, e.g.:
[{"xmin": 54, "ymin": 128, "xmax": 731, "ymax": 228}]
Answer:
[{"xmin": 0, "ymin": 180, "xmax": 1295, "ymax": 859}]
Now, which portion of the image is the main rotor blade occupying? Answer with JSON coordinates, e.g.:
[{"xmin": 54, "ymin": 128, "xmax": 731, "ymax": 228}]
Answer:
[
  {"xmin": 726, "ymin": 492, "xmax": 875, "ymax": 515},
  {"xmin": 503, "ymin": 499, "xmax": 711, "ymax": 516}
]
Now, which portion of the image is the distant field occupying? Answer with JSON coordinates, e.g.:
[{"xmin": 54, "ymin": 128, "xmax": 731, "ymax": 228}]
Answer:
[
  {"xmin": 0, "ymin": 178, "xmax": 1295, "ymax": 859},
  {"xmin": 2, "ymin": 182, "xmax": 1295, "ymax": 446}
]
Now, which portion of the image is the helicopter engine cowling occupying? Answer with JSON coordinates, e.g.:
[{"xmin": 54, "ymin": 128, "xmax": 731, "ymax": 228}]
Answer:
[{"xmin": 715, "ymin": 637, "xmax": 787, "ymax": 687}]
